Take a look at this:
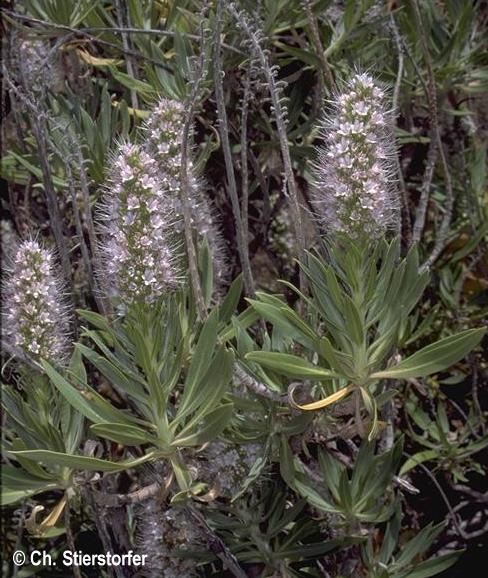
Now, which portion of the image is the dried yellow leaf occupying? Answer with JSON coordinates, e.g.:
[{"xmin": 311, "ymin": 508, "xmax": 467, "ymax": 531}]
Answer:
[
  {"xmin": 77, "ymin": 49, "xmax": 123, "ymax": 67},
  {"xmin": 288, "ymin": 383, "xmax": 356, "ymax": 411}
]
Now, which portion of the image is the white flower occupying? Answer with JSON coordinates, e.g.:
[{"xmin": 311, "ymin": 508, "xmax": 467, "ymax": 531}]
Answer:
[
  {"xmin": 98, "ymin": 143, "xmax": 183, "ymax": 305},
  {"xmin": 143, "ymin": 98, "xmax": 229, "ymax": 287},
  {"xmin": 312, "ymin": 73, "xmax": 399, "ymax": 239},
  {"xmin": 2, "ymin": 239, "xmax": 71, "ymax": 363}
]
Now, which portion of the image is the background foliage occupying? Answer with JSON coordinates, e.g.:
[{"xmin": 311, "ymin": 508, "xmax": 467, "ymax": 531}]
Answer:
[{"xmin": 1, "ymin": 1, "xmax": 487, "ymax": 577}]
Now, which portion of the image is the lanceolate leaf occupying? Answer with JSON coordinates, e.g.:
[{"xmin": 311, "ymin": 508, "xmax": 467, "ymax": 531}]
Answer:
[
  {"xmin": 245, "ymin": 352, "xmax": 338, "ymax": 380},
  {"xmin": 219, "ymin": 274, "xmax": 243, "ymax": 324},
  {"xmin": 172, "ymin": 403, "xmax": 234, "ymax": 447},
  {"xmin": 1, "ymin": 487, "xmax": 51, "ymax": 506},
  {"xmin": 1, "ymin": 467, "xmax": 59, "ymax": 505},
  {"xmin": 370, "ymin": 328, "xmax": 486, "ymax": 380},
  {"xmin": 41, "ymin": 360, "xmax": 144, "ymax": 427},
  {"xmin": 90, "ymin": 423, "xmax": 156, "ymax": 446},
  {"xmin": 289, "ymin": 383, "xmax": 355, "ymax": 411},
  {"xmin": 173, "ymin": 347, "xmax": 234, "ymax": 427},
  {"xmin": 8, "ymin": 450, "xmax": 156, "ymax": 472},
  {"xmin": 396, "ymin": 551, "xmax": 462, "ymax": 578},
  {"xmin": 400, "ymin": 450, "xmax": 440, "ymax": 476}
]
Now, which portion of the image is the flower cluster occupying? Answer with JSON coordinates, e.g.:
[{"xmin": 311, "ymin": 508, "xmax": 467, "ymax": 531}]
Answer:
[
  {"xmin": 144, "ymin": 99, "xmax": 185, "ymax": 199},
  {"xmin": 312, "ymin": 73, "xmax": 399, "ymax": 239},
  {"xmin": 136, "ymin": 500, "xmax": 200, "ymax": 578},
  {"xmin": 144, "ymin": 98, "xmax": 228, "ymax": 286},
  {"xmin": 2, "ymin": 239, "xmax": 71, "ymax": 364},
  {"xmin": 99, "ymin": 98, "xmax": 229, "ymax": 305},
  {"xmin": 99, "ymin": 143, "xmax": 183, "ymax": 305}
]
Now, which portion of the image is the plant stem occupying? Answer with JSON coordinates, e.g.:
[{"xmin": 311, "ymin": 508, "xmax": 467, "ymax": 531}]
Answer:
[
  {"xmin": 186, "ymin": 504, "xmax": 249, "ymax": 578},
  {"xmin": 228, "ymin": 3, "xmax": 307, "ymax": 292},
  {"xmin": 214, "ymin": 0, "xmax": 255, "ymax": 297},
  {"xmin": 114, "ymin": 0, "xmax": 139, "ymax": 111},
  {"xmin": 64, "ymin": 497, "xmax": 82, "ymax": 578},
  {"xmin": 179, "ymin": 7, "xmax": 209, "ymax": 320}
]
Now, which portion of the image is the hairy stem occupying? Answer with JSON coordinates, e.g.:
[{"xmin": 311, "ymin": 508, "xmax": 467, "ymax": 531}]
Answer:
[
  {"xmin": 179, "ymin": 6, "xmax": 210, "ymax": 320},
  {"xmin": 214, "ymin": 0, "xmax": 255, "ymax": 296},
  {"xmin": 302, "ymin": 0, "xmax": 335, "ymax": 91},
  {"xmin": 389, "ymin": 8, "xmax": 412, "ymax": 244},
  {"xmin": 114, "ymin": 0, "xmax": 139, "ymax": 111},
  {"xmin": 411, "ymin": 0, "xmax": 454, "ymax": 266},
  {"xmin": 228, "ymin": 3, "xmax": 307, "ymax": 292},
  {"xmin": 64, "ymin": 497, "xmax": 82, "ymax": 578}
]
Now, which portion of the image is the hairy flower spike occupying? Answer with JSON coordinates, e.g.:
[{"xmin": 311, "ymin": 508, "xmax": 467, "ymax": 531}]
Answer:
[
  {"xmin": 99, "ymin": 142, "xmax": 183, "ymax": 305},
  {"xmin": 2, "ymin": 239, "xmax": 71, "ymax": 363},
  {"xmin": 312, "ymin": 73, "xmax": 399, "ymax": 239},
  {"xmin": 144, "ymin": 99, "xmax": 185, "ymax": 195},
  {"xmin": 144, "ymin": 98, "xmax": 228, "ymax": 285}
]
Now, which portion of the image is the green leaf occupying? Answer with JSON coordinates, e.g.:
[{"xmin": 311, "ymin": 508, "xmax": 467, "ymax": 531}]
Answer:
[
  {"xmin": 395, "ymin": 523, "xmax": 444, "ymax": 568},
  {"xmin": 42, "ymin": 360, "xmax": 142, "ymax": 426},
  {"xmin": 294, "ymin": 477, "xmax": 339, "ymax": 514},
  {"xmin": 219, "ymin": 307, "xmax": 260, "ymax": 342},
  {"xmin": 108, "ymin": 66, "xmax": 156, "ymax": 97},
  {"xmin": 68, "ymin": 347, "xmax": 87, "ymax": 386},
  {"xmin": 371, "ymin": 328, "xmax": 486, "ymax": 380},
  {"xmin": 451, "ymin": 223, "xmax": 488, "ymax": 262},
  {"xmin": 247, "ymin": 298, "xmax": 317, "ymax": 350},
  {"xmin": 245, "ymin": 352, "xmax": 338, "ymax": 380},
  {"xmin": 280, "ymin": 537, "xmax": 363, "ymax": 559},
  {"xmin": 90, "ymin": 423, "xmax": 155, "ymax": 446},
  {"xmin": 181, "ymin": 308, "xmax": 219, "ymax": 404},
  {"xmin": 77, "ymin": 309, "xmax": 113, "ymax": 333},
  {"xmin": 9, "ymin": 450, "xmax": 155, "ymax": 472},
  {"xmin": 219, "ymin": 274, "xmax": 243, "ymax": 324},
  {"xmin": 458, "ymin": 435, "xmax": 488, "ymax": 458},
  {"xmin": 9, "ymin": 151, "xmax": 67, "ymax": 188},
  {"xmin": 397, "ymin": 552, "xmax": 461, "ymax": 578},
  {"xmin": 172, "ymin": 403, "xmax": 233, "ymax": 447},
  {"xmin": 231, "ymin": 444, "xmax": 269, "ymax": 502},
  {"xmin": 174, "ymin": 347, "xmax": 234, "ymax": 427},
  {"xmin": 343, "ymin": 294, "xmax": 365, "ymax": 345},
  {"xmin": 280, "ymin": 306, "xmax": 319, "ymax": 343},
  {"xmin": 319, "ymin": 336, "xmax": 354, "ymax": 375},
  {"xmin": 1, "ymin": 487, "xmax": 50, "ymax": 506},
  {"xmin": 400, "ymin": 450, "xmax": 440, "ymax": 476},
  {"xmin": 280, "ymin": 436, "xmax": 296, "ymax": 486},
  {"xmin": 0, "ymin": 466, "xmax": 59, "ymax": 505},
  {"xmin": 1, "ymin": 465, "xmax": 56, "ymax": 489},
  {"xmin": 7, "ymin": 440, "xmax": 56, "ymax": 480},
  {"xmin": 379, "ymin": 501, "xmax": 401, "ymax": 564},
  {"xmin": 76, "ymin": 343, "xmax": 147, "ymax": 404}
]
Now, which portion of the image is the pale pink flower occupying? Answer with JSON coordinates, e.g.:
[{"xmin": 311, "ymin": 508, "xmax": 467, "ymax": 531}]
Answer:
[
  {"xmin": 312, "ymin": 73, "xmax": 399, "ymax": 239},
  {"xmin": 2, "ymin": 239, "xmax": 71, "ymax": 363},
  {"xmin": 143, "ymin": 98, "xmax": 228, "ymax": 287},
  {"xmin": 98, "ymin": 143, "xmax": 183, "ymax": 305}
]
